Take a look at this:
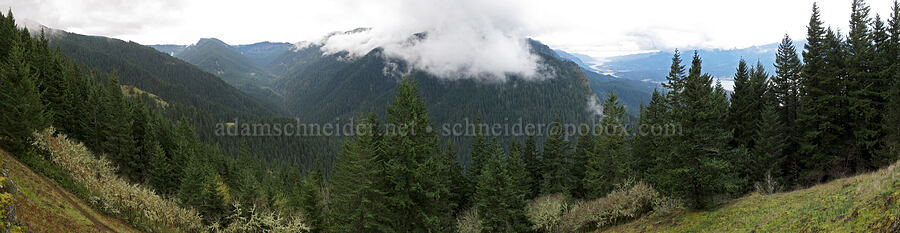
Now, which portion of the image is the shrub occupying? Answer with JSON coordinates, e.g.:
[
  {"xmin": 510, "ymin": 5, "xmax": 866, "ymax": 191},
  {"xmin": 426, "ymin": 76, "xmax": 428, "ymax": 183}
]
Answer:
[
  {"xmin": 558, "ymin": 181, "xmax": 658, "ymax": 231},
  {"xmin": 754, "ymin": 171, "xmax": 782, "ymax": 195},
  {"xmin": 32, "ymin": 128, "xmax": 204, "ymax": 232},
  {"xmin": 214, "ymin": 203, "xmax": 310, "ymax": 233},
  {"xmin": 651, "ymin": 195, "xmax": 685, "ymax": 216},
  {"xmin": 456, "ymin": 207, "xmax": 482, "ymax": 233},
  {"xmin": 525, "ymin": 194, "xmax": 571, "ymax": 233}
]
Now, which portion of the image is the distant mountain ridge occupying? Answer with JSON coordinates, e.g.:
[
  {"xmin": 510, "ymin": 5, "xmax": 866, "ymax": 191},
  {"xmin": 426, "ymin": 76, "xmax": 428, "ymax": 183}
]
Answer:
[
  {"xmin": 608, "ymin": 42, "xmax": 806, "ymax": 82},
  {"xmin": 152, "ymin": 38, "xmax": 291, "ymax": 107},
  {"xmin": 553, "ymin": 41, "xmax": 806, "ymax": 90},
  {"xmin": 152, "ymin": 37, "xmax": 655, "ymax": 117}
]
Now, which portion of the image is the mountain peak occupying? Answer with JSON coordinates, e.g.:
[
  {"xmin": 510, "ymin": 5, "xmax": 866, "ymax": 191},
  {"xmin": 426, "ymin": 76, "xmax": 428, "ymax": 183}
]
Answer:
[{"xmin": 194, "ymin": 38, "xmax": 228, "ymax": 47}]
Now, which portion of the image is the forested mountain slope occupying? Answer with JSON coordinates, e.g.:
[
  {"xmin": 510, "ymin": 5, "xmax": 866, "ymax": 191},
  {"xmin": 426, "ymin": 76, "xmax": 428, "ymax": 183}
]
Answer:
[
  {"xmin": 172, "ymin": 38, "xmax": 286, "ymax": 105},
  {"xmin": 44, "ymin": 29, "xmax": 284, "ymax": 119},
  {"xmin": 275, "ymin": 38, "xmax": 597, "ymax": 125}
]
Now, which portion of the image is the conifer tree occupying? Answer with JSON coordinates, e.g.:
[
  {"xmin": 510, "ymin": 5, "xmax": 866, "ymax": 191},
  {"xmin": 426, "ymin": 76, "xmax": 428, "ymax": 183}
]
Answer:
[
  {"xmin": 885, "ymin": 0, "xmax": 900, "ymax": 163},
  {"xmin": 669, "ymin": 52, "xmax": 741, "ymax": 208},
  {"xmin": 541, "ymin": 117, "xmax": 572, "ymax": 195},
  {"xmin": 0, "ymin": 10, "xmax": 16, "ymax": 60},
  {"xmin": 798, "ymin": 4, "xmax": 849, "ymax": 182},
  {"xmin": 0, "ymin": 36, "xmax": 49, "ymax": 153},
  {"xmin": 523, "ymin": 134, "xmax": 541, "ymax": 199},
  {"xmin": 583, "ymin": 92, "xmax": 629, "ymax": 199},
  {"xmin": 476, "ymin": 138, "xmax": 527, "ymax": 233},
  {"xmin": 773, "ymin": 34, "xmax": 804, "ymax": 183},
  {"xmin": 571, "ymin": 123, "xmax": 595, "ymax": 198},
  {"xmin": 727, "ymin": 59, "xmax": 755, "ymax": 148},
  {"xmin": 506, "ymin": 140, "xmax": 530, "ymax": 232},
  {"xmin": 846, "ymin": 0, "xmax": 886, "ymax": 171},
  {"xmin": 328, "ymin": 112, "xmax": 390, "ymax": 233},
  {"xmin": 382, "ymin": 76, "xmax": 453, "ymax": 232},
  {"xmin": 633, "ymin": 89, "xmax": 667, "ymax": 183},
  {"xmin": 300, "ymin": 159, "xmax": 325, "ymax": 232},
  {"xmin": 508, "ymin": 140, "xmax": 530, "ymax": 206},
  {"xmin": 752, "ymin": 93, "xmax": 787, "ymax": 185},
  {"xmin": 231, "ymin": 140, "xmax": 262, "ymax": 203},
  {"xmin": 178, "ymin": 147, "xmax": 225, "ymax": 224},
  {"xmin": 98, "ymin": 75, "xmax": 136, "ymax": 170},
  {"xmin": 662, "ymin": 49, "xmax": 686, "ymax": 107},
  {"xmin": 470, "ymin": 115, "xmax": 487, "ymax": 177},
  {"xmin": 442, "ymin": 140, "xmax": 470, "ymax": 215}
]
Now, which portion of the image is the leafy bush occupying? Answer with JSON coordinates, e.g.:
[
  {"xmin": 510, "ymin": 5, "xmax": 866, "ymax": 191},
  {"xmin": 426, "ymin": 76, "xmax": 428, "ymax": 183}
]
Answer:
[
  {"xmin": 213, "ymin": 203, "xmax": 309, "ymax": 233},
  {"xmin": 558, "ymin": 181, "xmax": 660, "ymax": 232},
  {"xmin": 456, "ymin": 207, "xmax": 482, "ymax": 233},
  {"xmin": 32, "ymin": 128, "xmax": 204, "ymax": 232},
  {"xmin": 525, "ymin": 194, "xmax": 571, "ymax": 233},
  {"xmin": 526, "ymin": 181, "xmax": 684, "ymax": 232}
]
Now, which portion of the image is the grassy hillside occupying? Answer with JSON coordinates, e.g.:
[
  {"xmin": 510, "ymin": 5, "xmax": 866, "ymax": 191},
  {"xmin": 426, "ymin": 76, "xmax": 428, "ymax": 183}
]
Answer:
[
  {"xmin": 1, "ymin": 150, "xmax": 139, "ymax": 233},
  {"xmin": 605, "ymin": 161, "xmax": 900, "ymax": 232}
]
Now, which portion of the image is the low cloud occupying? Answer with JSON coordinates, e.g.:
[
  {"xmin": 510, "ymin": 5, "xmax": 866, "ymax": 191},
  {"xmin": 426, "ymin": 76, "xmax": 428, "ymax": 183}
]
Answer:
[
  {"xmin": 587, "ymin": 95, "xmax": 605, "ymax": 117},
  {"xmin": 316, "ymin": 0, "xmax": 540, "ymax": 81}
]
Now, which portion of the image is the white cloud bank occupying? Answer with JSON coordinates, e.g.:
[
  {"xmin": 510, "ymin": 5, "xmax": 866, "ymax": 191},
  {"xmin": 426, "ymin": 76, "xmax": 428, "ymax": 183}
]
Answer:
[{"xmin": 316, "ymin": 0, "xmax": 540, "ymax": 80}]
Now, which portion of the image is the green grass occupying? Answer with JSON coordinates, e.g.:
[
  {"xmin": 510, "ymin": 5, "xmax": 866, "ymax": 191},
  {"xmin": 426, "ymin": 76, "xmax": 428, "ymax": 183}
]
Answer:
[{"xmin": 606, "ymin": 162, "xmax": 900, "ymax": 232}]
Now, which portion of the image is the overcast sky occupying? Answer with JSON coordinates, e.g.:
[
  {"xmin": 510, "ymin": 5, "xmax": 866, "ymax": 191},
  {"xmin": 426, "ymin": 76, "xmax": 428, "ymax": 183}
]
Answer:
[{"xmin": 1, "ymin": 0, "xmax": 897, "ymax": 60}]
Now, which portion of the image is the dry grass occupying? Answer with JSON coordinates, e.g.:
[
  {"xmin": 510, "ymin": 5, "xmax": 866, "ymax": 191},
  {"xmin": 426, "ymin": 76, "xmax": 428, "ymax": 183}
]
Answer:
[{"xmin": 121, "ymin": 85, "xmax": 169, "ymax": 107}]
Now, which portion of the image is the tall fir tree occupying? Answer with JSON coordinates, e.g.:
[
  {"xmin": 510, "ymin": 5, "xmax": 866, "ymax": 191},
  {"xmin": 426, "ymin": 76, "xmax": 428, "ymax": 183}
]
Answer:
[
  {"xmin": 475, "ymin": 138, "xmax": 527, "ymax": 233},
  {"xmin": 442, "ymin": 140, "xmax": 470, "ymax": 215},
  {"xmin": 727, "ymin": 59, "xmax": 756, "ymax": 148},
  {"xmin": 178, "ymin": 145, "xmax": 226, "ymax": 224},
  {"xmin": 669, "ymin": 52, "xmax": 741, "ymax": 208},
  {"xmin": 300, "ymin": 159, "xmax": 325, "ymax": 232},
  {"xmin": 98, "ymin": 75, "xmax": 136, "ymax": 172},
  {"xmin": 773, "ymin": 34, "xmax": 804, "ymax": 184},
  {"xmin": 846, "ymin": 0, "xmax": 887, "ymax": 172},
  {"xmin": 885, "ymin": 0, "xmax": 900, "ymax": 163},
  {"xmin": 329, "ymin": 112, "xmax": 391, "ymax": 233},
  {"xmin": 752, "ymin": 91, "xmax": 787, "ymax": 186},
  {"xmin": 798, "ymin": 4, "xmax": 850, "ymax": 182},
  {"xmin": 0, "ymin": 10, "xmax": 17, "ymax": 60},
  {"xmin": 541, "ymin": 116, "xmax": 572, "ymax": 195},
  {"xmin": 633, "ymin": 89, "xmax": 668, "ymax": 184},
  {"xmin": 662, "ymin": 49, "xmax": 687, "ymax": 108},
  {"xmin": 571, "ymin": 123, "xmax": 595, "ymax": 198},
  {"xmin": 583, "ymin": 92, "xmax": 629, "ymax": 199},
  {"xmin": 506, "ymin": 140, "xmax": 531, "ymax": 232},
  {"xmin": 382, "ymin": 76, "xmax": 454, "ymax": 232},
  {"xmin": 469, "ymin": 115, "xmax": 487, "ymax": 177},
  {"xmin": 523, "ymin": 134, "xmax": 542, "ymax": 199},
  {"xmin": 0, "ymin": 34, "xmax": 50, "ymax": 153}
]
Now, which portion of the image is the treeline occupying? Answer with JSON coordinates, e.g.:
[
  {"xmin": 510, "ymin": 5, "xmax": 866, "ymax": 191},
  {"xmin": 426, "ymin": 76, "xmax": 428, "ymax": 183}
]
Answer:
[
  {"xmin": 322, "ymin": 76, "xmax": 643, "ymax": 232},
  {"xmin": 323, "ymin": 1, "xmax": 900, "ymax": 232},
  {"xmin": 637, "ymin": 0, "xmax": 900, "ymax": 207},
  {"xmin": 0, "ymin": 11, "xmax": 320, "ymax": 230},
  {"xmin": 44, "ymin": 27, "xmax": 338, "ymax": 169}
]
